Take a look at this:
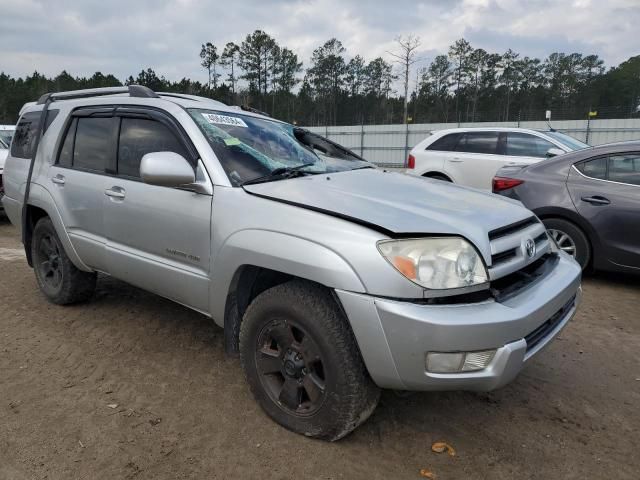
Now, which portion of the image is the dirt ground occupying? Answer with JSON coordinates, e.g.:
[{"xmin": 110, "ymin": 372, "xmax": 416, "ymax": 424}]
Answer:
[{"xmin": 0, "ymin": 217, "xmax": 638, "ymax": 480}]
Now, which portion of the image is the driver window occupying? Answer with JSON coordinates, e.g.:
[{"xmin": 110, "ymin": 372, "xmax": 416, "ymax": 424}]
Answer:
[{"xmin": 117, "ymin": 117, "xmax": 189, "ymax": 178}]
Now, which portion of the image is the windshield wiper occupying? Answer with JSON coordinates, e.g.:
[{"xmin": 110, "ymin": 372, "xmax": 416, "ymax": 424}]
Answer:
[{"xmin": 241, "ymin": 162, "xmax": 317, "ymax": 186}]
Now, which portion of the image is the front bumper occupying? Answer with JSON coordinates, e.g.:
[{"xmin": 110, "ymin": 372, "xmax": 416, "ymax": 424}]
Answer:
[{"xmin": 336, "ymin": 253, "xmax": 582, "ymax": 391}]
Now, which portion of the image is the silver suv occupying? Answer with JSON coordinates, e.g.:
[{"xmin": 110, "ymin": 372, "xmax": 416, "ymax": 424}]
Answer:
[{"xmin": 2, "ymin": 86, "xmax": 582, "ymax": 441}]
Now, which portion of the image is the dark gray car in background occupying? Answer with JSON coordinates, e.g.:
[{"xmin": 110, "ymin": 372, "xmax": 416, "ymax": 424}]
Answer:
[{"xmin": 493, "ymin": 141, "xmax": 640, "ymax": 273}]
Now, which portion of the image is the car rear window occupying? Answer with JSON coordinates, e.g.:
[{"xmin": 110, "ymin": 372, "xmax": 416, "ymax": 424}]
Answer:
[{"xmin": 455, "ymin": 132, "xmax": 499, "ymax": 155}]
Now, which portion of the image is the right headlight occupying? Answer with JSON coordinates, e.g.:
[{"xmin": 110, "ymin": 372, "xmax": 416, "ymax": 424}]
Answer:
[{"xmin": 377, "ymin": 237, "xmax": 489, "ymax": 291}]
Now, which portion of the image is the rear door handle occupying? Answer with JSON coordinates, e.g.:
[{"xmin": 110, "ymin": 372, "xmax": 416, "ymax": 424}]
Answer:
[
  {"xmin": 51, "ymin": 174, "xmax": 65, "ymax": 185},
  {"xmin": 449, "ymin": 158, "xmax": 464, "ymax": 163},
  {"xmin": 581, "ymin": 195, "xmax": 610, "ymax": 205},
  {"xmin": 105, "ymin": 187, "xmax": 126, "ymax": 199}
]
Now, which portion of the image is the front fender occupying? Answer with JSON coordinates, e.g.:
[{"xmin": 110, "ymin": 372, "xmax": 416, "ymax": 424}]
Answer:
[{"xmin": 209, "ymin": 229, "xmax": 366, "ymax": 325}]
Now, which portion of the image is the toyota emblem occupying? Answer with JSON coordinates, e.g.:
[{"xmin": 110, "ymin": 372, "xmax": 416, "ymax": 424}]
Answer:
[{"xmin": 525, "ymin": 238, "xmax": 536, "ymax": 258}]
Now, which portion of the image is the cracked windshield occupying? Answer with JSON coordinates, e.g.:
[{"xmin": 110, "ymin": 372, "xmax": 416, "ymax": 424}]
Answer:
[{"xmin": 189, "ymin": 108, "xmax": 371, "ymax": 185}]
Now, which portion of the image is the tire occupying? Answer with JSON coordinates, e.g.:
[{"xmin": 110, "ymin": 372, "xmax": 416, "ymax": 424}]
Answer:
[
  {"xmin": 31, "ymin": 217, "xmax": 97, "ymax": 304},
  {"xmin": 542, "ymin": 217, "xmax": 591, "ymax": 269},
  {"xmin": 424, "ymin": 173, "xmax": 452, "ymax": 182},
  {"xmin": 239, "ymin": 280, "xmax": 380, "ymax": 441}
]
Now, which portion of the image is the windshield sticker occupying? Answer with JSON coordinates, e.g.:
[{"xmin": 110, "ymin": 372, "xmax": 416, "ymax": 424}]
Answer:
[
  {"xmin": 224, "ymin": 137, "xmax": 242, "ymax": 146},
  {"xmin": 201, "ymin": 113, "xmax": 248, "ymax": 128}
]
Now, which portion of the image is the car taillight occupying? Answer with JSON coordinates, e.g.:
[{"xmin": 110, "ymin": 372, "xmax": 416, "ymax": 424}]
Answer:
[
  {"xmin": 407, "ymin": 154, "xmax": 415, "ymax": 169},
  {"xmin": 492, "ymin": 176, "xmax": 523, "ymax": 192}
]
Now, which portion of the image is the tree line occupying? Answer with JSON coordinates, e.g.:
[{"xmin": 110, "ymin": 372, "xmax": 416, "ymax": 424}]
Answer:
[{"xmin": 0, "ymin": 30, "xmax": 639, "ymax": 126}]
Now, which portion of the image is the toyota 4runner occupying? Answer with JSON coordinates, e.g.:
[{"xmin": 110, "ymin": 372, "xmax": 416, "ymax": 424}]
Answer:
[{"xmin": 2, "ymin": 86, "xmax": 582, "ymax": 441}]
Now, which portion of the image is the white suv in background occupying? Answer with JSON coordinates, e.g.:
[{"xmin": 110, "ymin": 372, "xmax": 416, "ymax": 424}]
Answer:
[{"xmin": 405, "ymin": 127, "xmax": 589, "ymax": 190}]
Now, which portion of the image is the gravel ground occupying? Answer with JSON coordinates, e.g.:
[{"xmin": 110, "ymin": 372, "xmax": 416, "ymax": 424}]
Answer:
[{"xmin": 1, "ymin": 217, "xmax": 638, "ymax": 480}]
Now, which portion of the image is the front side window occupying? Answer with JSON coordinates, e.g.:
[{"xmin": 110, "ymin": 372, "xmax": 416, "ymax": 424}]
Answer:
[
  {"xmin": 506, "ymin": 132, "xmax": 556, "ymax": 158},
  {"xmin": 73, "ymin": 117, "xmax": 113, "ymax": 172},
  {"xmin": 576, "ymin": 157, "xmax": 607, "ymax": 180},
  {"xmin": 118, "ymin": 118, "xmax": 188, "ymax": 178},
  {"xmin": 608, "ymin": 154, "xmax": 640, "ymax": 186},
  {"xmin": 455, "ymin": 132, "xmax": 499, "ymax": 155},
  {"xmin": 188, "ymin": 109, "xmax": 370, "ymax": 185}
]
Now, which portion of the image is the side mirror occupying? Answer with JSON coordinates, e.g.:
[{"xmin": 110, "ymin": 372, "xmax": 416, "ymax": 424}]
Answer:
[
  {"xmin": 546, "ymin": 147, "xmax": 565, "ymax": 158},
  {"xmin": 140, "ymin": 152, "xmax": 195, "ymax": 187}
]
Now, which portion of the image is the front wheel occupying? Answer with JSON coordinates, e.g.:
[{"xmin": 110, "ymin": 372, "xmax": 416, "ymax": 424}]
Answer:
[{"xmin": 239, "ymin": 280, "xmax": 380, "ymax": 441}]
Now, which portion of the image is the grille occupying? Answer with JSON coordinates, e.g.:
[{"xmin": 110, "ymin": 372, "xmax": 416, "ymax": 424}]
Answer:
[
  {"xmin": 488, "ymin": 217, "xmax": 550, "ymax": 281},
  {"xmin": 488, "ymin": 217, "xmax": 539, "ymax": 241},
  {"xmin": 525, "ymin": 295, "xmax": 576, "ymax": 352}
]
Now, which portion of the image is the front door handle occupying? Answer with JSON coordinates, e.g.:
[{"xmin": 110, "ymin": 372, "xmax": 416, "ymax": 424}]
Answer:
[
  {"xmin": 51, "ymin": 174, "xmax": 65, "ymax": 185},
  {"xmin": 581, "ymin": 195, "xmax": 610, "ymax": 206},
  {"xmin": 105, "ymin": 187, "xmax": 126, "ymax": 200}
]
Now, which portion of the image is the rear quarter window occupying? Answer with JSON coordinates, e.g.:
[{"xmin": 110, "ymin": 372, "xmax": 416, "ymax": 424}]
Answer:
[
  {"xmin": 10, "ymin": 110, "xmax": 60, "ymax": 159},
  {"xmin": 426, "ymin": 133, "xmax": 461, "ymax": 152}
]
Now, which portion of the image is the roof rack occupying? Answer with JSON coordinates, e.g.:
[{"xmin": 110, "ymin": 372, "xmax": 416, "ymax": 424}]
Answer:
[
  {"xmin": 157, "ymin": 92, "xmax": 229, "ymax": 108},
  {"xmin": 36, "ymin": 84, "xmax": 159, "ymax": 105}
]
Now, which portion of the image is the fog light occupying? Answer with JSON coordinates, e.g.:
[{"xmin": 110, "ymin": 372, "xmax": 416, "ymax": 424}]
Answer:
[
  {"xmin": 426, "ymin": 350, "xmax": 496, "ymax": 373},
  {"xmin": 426, "ymin": 352, "xmax": 465, "ymax": 373}
]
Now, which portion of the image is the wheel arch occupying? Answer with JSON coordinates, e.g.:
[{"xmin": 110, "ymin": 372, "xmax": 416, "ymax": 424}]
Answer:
[
  {"xmin": 533, "ymin": 206, "xmax": 601, "ymax": 265},
  {"xmin": 211, "ymin": 230, "xmax": 366, "ymax": 355},
  {"xmin": 22, "ymin": 183, "xmax": 91, "ymax": 271},
  {"xmin": 421, "ymin": 171, "xmax": 453, "ymax": 182}
]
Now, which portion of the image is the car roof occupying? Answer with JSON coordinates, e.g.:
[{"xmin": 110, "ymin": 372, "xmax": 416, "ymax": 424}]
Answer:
[
  {"xmin": 18, "ymin": 86, "xmax": 278, "ymax": 124},
  {"xmin": 432, "ymin": 127, "xmax": 552, "ymax": 135}
]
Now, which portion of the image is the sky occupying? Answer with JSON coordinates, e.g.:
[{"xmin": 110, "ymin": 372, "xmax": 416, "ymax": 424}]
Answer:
[{"xmin": 1, "ymin": 0, "xmax": 639, "ymax": 84}]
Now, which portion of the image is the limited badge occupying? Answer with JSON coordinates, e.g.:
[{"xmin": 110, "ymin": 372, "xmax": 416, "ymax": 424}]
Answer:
[{"xmin": 201, "ymin": 113, "xmax": 248, "ymax": 128}]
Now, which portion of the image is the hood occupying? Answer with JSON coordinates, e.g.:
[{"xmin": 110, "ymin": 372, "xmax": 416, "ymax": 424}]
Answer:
[{"xmin": 243, "ymin": 169, "xmax": 534, "ymax": 261}]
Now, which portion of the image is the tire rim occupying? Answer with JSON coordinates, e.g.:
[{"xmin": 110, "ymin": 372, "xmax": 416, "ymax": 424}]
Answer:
[
  {"xmin": 37, "ymin": 233, "xmax": 63, "ymax": 289},
  {"xmin": 547, "ymin": 229, "xmax": 577, "ymax": 257},
  {"xmin": 255, "ymin": 319, "xmax": 327, "ymax": 417}
]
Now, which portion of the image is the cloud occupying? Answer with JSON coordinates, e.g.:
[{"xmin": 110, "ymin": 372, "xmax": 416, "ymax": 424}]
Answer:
[{"xmin": 0, "ymin": 0, "xmax": 637, "ymax": 83}]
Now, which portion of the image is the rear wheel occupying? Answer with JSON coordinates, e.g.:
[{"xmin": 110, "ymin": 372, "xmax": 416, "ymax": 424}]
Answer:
[
  {"xmin": 32, "ymin": 217, "xmax": 97, "ymax": 304},
  {"xmin": 543, "ymin": 217, "xmax": 591, "ymax": 269},
  {"xmin": 239, "ymin": 280, "xmax": 380, "ymax": 441}
]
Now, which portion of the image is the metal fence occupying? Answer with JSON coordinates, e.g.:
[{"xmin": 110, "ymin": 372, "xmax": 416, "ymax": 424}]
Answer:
[{"xmin": 305, "ymin": 118, "xmax": 640, "ymax": 167}]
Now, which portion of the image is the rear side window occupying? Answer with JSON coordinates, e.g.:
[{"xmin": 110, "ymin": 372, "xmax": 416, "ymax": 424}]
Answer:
[
  {"xmin": 455, "ymin": 132, "xmax": 499, "ymax": 155},
  {"xmin": 426, "ymin": 133, "xmax": 460, "ymax": 152},
  {"xmin": 73, "ymin": 117, "xmax": 113, "ymax": 172},
  {"xmin": 10, "ymin": 110, "xmax": 60, "ymax": 159},
  {"xmin": 58, "ymin": 118, "xmax": 77, "ymax": 167},
  {"xmin": 117, "ymin": 118, "xmax": 188, "ymax": 178},
  {"xmin": 576, "ymin": 157, "xmax": 607, "ymax": 180},
  {"xmin": 506, "ymin": 133, "xmax": 555, "ymax": 158},
  {"xmin": 608, "ymin": 154, "xmax": 640, "ymax": 186}
]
